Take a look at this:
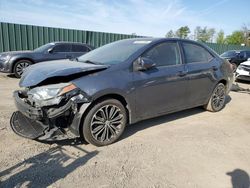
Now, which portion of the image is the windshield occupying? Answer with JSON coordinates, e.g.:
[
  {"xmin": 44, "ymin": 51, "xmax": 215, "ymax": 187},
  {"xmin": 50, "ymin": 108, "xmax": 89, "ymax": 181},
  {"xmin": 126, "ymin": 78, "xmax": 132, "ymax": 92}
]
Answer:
[
  {"xmin": 221, "ymin": 51, "xmax": 237, "ymax": 58},
  {"xmin": 78, "ymin": 39, "xmax": 151, "ymax": 65},
  {"xmin": 34, "ymin": 43, "xmax": 55, "ymax": 53}
]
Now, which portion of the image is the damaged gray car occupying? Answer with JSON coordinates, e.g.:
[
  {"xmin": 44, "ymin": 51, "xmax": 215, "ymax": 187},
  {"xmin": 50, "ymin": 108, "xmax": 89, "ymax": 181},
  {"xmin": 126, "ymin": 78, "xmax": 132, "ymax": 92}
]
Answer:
[{"xmin": 10, "ymin": 38, "xmax": 234, "ymax": 146}]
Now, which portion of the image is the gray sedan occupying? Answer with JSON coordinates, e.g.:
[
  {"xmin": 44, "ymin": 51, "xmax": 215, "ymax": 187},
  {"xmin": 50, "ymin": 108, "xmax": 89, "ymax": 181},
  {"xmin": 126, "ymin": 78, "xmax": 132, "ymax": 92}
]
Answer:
[
  {"xmin": 10, "ymin": 38, "xmax": 234, "ymax": 146},
  {"xmin": 0, "ymin": 42, "xmax": 94, "ymax": 78}
]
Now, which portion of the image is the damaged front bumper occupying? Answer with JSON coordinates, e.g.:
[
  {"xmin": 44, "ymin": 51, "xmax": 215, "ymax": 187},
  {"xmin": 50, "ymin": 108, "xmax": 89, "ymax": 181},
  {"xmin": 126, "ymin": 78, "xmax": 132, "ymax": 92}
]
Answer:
[{"xmin": 10, "ymin": 90, "xmax": 91, "ymax": 140}]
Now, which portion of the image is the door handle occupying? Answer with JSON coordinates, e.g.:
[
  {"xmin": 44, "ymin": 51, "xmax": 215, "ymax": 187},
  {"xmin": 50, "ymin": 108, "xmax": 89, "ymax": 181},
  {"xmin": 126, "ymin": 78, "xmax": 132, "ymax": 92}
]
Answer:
[
  {"xmin": 178, "ymin": 70, "xmax": 187, "ymax": 77},
  {"xmin": 212, "ymin": 66, "xmax": 218, "ymax": 71}
]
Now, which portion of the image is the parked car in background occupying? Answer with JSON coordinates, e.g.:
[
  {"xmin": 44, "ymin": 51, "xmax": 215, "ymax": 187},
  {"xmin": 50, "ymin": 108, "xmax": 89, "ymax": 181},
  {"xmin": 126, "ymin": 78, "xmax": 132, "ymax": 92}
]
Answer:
[
  {"xmin": 10, "ymin": 38, "xmax": 234, "ymax": 146},
  {"xmin": 0, "ymin": 42, "xmax": 94, "ymax": 78},
  {"xmin": 220, "ymin": 50, "xmax": 250, "ymax": 71},
  {"xmin": 235, "ymin": 58, "xmax": 250, "ymax": 81}
]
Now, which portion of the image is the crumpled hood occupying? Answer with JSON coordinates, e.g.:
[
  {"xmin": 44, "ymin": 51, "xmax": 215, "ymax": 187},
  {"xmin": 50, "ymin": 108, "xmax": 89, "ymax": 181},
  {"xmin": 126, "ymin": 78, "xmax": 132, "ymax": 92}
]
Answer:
[
  {"xmin": 20, "ymin": 59, "xmax": 109, "ymax": 87},
  {"xmin": 241, "ymin": 60, "xmax": 250, "ymax": 66}
]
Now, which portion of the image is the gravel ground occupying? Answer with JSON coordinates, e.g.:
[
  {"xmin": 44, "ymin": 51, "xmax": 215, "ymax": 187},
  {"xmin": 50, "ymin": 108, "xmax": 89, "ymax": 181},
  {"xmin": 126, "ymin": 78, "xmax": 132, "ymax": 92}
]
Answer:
[{"xmin": 0, "ymin": 72, "xmax": 250, "ymax": 188}]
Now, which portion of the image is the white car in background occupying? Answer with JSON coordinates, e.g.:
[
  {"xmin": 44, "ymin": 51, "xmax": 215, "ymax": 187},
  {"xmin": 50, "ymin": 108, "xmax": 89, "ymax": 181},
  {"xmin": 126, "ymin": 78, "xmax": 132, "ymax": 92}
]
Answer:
[{"xmin": 236, "ymin": 58, "xmax": 250, "ymax": 81}]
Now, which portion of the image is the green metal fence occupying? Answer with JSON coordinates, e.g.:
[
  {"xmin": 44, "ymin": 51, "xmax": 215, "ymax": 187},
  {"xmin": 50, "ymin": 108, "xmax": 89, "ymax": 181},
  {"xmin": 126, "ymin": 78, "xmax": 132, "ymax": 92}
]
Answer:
[
  {"xmin": 205, "ymin": 42, "xmax": 250, "ymax": 55},
  {"xmin": 0, "ymin": 22, "xmax": 138, "ymax": 52},
  {"xmin": 1, "ymin": 22, "xmax": 250, "ymax": 54}
]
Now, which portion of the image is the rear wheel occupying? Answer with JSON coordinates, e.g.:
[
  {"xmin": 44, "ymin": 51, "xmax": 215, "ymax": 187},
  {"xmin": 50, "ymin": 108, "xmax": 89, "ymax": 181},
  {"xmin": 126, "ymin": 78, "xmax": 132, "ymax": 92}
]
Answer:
[
  {"xmin": 82, "ymin": 99, "xmax": 127, "ymax": 146},
  {"xmin": 14, "ymin": 60, "xmax": 32, "ymax": 78},
  {"xmin": 204, "ymin": 83, "xmax": 226, "ymax": 112}
]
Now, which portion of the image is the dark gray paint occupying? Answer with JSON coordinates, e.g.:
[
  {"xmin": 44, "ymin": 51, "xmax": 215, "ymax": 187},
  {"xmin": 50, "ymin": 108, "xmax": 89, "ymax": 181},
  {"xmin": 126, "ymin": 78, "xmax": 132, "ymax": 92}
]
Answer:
[{"xmin": 18, "ymin": 38, "xmax": 234, "ymax": 133}]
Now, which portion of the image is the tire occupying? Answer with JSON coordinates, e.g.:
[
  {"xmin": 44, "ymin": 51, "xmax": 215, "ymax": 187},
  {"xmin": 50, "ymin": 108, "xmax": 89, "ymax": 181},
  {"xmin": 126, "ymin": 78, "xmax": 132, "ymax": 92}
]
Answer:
[
  {"xmin": 13, "ymin": 60, "xmax": 32, "ymax": 78},
  {"xmin": 82, "ymin": 99, "xmax": 127, "ymax": 146},
  {"xmin": 204, "ymin": 83, "xmax": 226, "ymax": 112}
]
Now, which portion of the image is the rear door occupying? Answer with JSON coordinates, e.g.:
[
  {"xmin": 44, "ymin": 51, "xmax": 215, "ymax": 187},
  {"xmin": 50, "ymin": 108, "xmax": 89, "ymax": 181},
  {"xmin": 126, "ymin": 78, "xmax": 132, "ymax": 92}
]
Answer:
[
  {"xmin": 181, "ymin": 42, "xmax": 217, "ymax": 106},
  {"xmin": 133, "ymin": 41, "xmax": 188, "ymax": 119}
]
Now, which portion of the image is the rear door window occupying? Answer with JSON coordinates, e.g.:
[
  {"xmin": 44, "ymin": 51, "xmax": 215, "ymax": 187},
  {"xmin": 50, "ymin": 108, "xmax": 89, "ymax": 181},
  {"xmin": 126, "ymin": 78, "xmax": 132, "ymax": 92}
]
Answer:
[
  {"xmin": 142, "ymin": 42, "xmax": 181, "ymax": 67},
  {"xmin": 72, "ymin": 44, "xmax": 89, "ymax": 52},
  {"xmin": 182, "ymin": 42, "xmax": 214, "ymax": 64},
  {"xmin": 53, "ymin": 44, "xmax": 71, "ymax": 52}
]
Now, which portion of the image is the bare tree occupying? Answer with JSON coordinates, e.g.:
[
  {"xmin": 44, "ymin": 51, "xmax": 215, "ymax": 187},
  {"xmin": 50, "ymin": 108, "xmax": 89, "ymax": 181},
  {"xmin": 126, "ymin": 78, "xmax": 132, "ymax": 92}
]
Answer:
[
  {"xmin": 242, "ymin": 23, "xmax": 250, "ymax": 46},
  {"xmin": 194, "ymin": 26, "xmax": 215, "ymax": 42},
  {"xmin": 165, "ymin": 30, "xmax": 175, "ymax": 38},
  {"xmin": 216, "ymin": 30, "xmax": 225, "ymax": 44}
]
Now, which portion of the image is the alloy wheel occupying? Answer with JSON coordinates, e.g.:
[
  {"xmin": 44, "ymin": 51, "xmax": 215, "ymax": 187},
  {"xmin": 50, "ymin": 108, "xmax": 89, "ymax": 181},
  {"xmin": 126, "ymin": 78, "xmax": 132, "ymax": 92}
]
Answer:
[
  {"xmin": 211, "ymin": 84, "xmax": 226, "ymax": 111},
  {"xmin": 16, "ymin": 62, "xmax": 30, "ymax": 76},
  {"xmin": 90, "ymin": 105, "xmax": 124, "ymax": 142}
]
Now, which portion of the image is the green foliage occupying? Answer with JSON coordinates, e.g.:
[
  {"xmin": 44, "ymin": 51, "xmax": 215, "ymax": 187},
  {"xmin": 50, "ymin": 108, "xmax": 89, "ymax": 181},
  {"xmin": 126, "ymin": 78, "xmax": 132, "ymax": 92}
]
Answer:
[
  {"xmin": 216, "ymin": 30, "xmax": 225, "ymax": 44},
  {"xmin": 225, "ymin": 31, "xmax": 244, "ymax": 45},
  {"xmin": 175, "ymin": 26, "xmax": 190, "ymax": 39}
]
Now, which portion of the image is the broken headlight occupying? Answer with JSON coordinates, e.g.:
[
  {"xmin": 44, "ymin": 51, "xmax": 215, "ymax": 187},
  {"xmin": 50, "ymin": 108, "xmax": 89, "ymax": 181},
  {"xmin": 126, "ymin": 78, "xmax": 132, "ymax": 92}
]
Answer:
[{"xmin": 27, "ymin": 83, "xmax": 77, "ymax": 106}]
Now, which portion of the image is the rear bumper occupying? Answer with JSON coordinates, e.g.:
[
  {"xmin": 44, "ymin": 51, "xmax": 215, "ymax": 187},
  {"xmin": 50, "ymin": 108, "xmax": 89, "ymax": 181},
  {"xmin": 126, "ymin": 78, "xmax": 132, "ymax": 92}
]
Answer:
[{"xmin": 11, "ymin": 91, "xmax": 91, "ymax": 140}]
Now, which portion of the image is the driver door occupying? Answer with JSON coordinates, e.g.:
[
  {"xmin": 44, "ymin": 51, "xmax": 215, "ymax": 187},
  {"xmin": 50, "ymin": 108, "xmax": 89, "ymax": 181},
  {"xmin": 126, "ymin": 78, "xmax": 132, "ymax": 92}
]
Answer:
[{"xmin": 133, "ymin": 41, "xmax": 188, "ymax": 119}]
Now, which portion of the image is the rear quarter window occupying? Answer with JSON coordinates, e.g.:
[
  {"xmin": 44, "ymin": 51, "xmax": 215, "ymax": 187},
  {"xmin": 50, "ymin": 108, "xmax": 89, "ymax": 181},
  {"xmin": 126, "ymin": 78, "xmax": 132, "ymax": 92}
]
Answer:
[{"xmin": 183, "ymin": 42, "xmax": 214, "ymax": 63}]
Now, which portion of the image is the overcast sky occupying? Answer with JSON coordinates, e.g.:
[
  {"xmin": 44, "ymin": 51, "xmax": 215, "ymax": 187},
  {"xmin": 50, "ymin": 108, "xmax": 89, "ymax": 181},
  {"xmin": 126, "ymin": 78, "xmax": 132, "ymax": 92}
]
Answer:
[{"xmin": 0, "ymin": 0, "xmax": 249, "ymax": 37}]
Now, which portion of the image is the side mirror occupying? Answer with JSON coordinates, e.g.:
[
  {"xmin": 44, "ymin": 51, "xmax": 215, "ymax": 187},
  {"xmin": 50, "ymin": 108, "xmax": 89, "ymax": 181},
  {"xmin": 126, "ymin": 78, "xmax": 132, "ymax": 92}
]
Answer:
[
  {"xmin": 135, "ymin": 57, "xmax": 156, "ymax": 71},
  {"xmin": 47, "ymin": 48, "xmax": 53, "ymax": 54}
]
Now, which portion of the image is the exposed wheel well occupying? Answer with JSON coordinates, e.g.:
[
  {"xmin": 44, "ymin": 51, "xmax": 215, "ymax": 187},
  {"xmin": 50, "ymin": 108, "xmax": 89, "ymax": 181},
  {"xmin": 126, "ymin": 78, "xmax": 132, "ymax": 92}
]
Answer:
[
  {"xmin": 219, "ymin": 79, "xmax": 227, "ymax": 86},
  {"xmin": 12, "ymin": 58, "xmax": 34, "ymax": 72},
  {"xmin": 79, "ymin": 94, "xmax": 130, "ymax": 138}
]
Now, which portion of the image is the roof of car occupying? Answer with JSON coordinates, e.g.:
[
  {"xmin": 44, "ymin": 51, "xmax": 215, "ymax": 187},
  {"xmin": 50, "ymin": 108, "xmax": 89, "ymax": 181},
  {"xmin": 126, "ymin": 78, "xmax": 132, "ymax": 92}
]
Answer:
[
  {"xmin": 50, "ymin": 38, "xmax": 205, "ymax": 46},
  {"xmin": 121, "ymin": 37, "xmax": 210, "ymax": 43},
  {"xmin": 224, "ymin": 49, "xmax": 250, "ymax": 52},
  {"xmin": 51, "ymin": 41, "xmax": 89, "ymax": 45}
]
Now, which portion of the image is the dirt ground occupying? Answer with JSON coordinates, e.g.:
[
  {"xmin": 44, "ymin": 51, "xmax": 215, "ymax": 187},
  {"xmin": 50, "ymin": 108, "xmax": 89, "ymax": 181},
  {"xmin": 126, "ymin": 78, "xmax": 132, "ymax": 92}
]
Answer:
[{"xmin": 0, "ymin": 72, "xmax": 250, "ymax": 188}]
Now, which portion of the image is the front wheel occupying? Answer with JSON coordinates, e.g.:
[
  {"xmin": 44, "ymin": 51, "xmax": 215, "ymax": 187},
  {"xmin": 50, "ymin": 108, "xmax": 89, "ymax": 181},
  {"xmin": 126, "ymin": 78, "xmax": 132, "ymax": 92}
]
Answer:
[
  {"xmin": 82, "ymin": 99, "xmax": 127, "ymax": 146},
  {"xmin": 204, "ymin": 83, "xmax": 226, "ymax": 112},
  {"xmin": 13, "ymin": 60, "xmax": 32, "ymax": 78}
]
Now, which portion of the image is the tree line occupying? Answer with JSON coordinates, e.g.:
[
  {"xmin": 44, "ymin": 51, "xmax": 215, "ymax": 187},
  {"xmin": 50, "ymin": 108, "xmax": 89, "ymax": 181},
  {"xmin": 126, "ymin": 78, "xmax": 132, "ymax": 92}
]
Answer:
[{"xmin": 165, "ymin": 24, "xmax": 250, "ymax": 46}]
